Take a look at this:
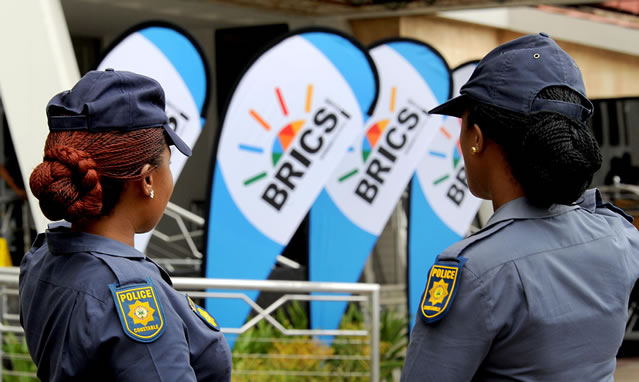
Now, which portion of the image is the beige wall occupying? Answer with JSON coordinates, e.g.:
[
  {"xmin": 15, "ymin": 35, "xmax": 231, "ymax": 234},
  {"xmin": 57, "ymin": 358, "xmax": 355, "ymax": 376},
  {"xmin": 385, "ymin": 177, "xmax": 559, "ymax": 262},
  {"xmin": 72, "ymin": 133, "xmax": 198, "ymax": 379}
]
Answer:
[
  {"xmin": 553, "ymin": 39, "xmax": 639, "ymax": 99},
  {"xmin": 349, "ymin": 17, "xmax": 400, "ymax": 46},
  {"xmin": 400, "ymin": 16, "xmax": 503, "ymax": 69},
  {"xmin": 351, "ymin": 16, "xmax": 639, "ymax": 99}
]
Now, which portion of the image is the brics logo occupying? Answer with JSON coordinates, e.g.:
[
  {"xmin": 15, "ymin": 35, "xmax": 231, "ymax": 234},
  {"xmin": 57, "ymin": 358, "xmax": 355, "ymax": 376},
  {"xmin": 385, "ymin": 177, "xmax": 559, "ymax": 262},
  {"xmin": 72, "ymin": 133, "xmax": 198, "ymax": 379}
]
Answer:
[
  {"xmin": 336, "ymin": 86, "xmax": 425, "ymax": 205},
  {"xmin": 238, "ymin": 85, "xmax": 349, "ymax": 212}
]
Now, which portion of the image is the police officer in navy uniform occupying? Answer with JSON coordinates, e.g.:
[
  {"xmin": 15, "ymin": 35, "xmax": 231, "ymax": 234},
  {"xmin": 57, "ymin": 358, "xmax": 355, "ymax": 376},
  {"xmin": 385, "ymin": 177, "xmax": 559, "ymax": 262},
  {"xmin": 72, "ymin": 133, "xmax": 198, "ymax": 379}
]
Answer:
[
  {"xmin": 401, "ymin": 33, "xmax": 639, "ymax": 381},
  {"xmin": 20, "ymin": 69, "xmax": 231, "ymax": 381}
]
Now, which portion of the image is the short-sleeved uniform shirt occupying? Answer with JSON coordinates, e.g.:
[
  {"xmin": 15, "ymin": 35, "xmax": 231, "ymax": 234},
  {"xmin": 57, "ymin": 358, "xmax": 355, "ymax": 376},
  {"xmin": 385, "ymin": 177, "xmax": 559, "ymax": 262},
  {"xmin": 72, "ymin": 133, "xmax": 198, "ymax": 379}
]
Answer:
[
  {"xmin": 19, "ymin": 224, "xmax": 231, "ymax": 381},
  {"xmin": 402, "ymin": 189, "xmax": 639, "ymax": 381}
]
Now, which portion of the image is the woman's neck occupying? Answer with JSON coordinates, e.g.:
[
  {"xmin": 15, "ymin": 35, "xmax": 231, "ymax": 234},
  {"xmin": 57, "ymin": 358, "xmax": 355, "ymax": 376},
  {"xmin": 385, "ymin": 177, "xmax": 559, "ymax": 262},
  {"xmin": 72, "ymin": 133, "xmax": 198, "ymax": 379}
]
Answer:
[
  {"xmin": 484, "ymin": 148, "xmax": 526, "ymax": 211},
  {"xmin": 490, "ymin": 185, "xmax": 526, "ymax": 211},
  {"xmin": 72, "ymin": 215, "xmax": 136, "ymax": 247}
]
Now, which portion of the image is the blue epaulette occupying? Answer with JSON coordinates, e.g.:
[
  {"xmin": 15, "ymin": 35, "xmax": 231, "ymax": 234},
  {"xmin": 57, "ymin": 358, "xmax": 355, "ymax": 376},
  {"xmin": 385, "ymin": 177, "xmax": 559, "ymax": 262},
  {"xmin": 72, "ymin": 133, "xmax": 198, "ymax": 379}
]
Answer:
[{"xmin": 579, "ymin": 188, "xmax": 634, "ymax": 223}]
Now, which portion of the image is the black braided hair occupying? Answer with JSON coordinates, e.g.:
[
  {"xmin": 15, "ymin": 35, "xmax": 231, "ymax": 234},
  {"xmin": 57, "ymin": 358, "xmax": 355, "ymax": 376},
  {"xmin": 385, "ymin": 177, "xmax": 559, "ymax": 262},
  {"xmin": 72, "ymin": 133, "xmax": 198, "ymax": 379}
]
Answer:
[{"xmin": 468, "ymin": 86, "xmax": 602, "ymax": 208}]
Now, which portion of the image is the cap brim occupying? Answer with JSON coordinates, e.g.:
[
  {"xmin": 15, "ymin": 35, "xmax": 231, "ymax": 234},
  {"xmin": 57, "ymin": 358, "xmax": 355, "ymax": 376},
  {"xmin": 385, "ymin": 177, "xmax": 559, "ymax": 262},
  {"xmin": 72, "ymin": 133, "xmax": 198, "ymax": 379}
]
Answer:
[
  {"xmin": 428, "ymin": 95, "xmax": 469, "ymax": 118},
  {"xmin": 163, "ymin": 125, "xmax": 192, "ymax": 157}
]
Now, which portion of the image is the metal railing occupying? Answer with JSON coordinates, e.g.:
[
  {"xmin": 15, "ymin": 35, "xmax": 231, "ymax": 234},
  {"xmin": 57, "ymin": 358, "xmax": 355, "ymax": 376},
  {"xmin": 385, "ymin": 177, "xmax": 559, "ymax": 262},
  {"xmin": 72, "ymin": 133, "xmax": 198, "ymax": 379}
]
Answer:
[
  {"xmin": 0, "ymin": 267, "xmax": 33, "ymax": 380},
  {"xmin": 0, "ymin": 267, "xmax": 381, "ymax": 381},
  {"xmin": 173, "ymin": 277, "xmax": 381, "ymax": 381},
  {"xmin": 147, "ymin": 202, "xmax": 205, "ymax": 273},
  {"xmin": 149, "ymin": 202, "xmax": 303, "ymax": 274}
]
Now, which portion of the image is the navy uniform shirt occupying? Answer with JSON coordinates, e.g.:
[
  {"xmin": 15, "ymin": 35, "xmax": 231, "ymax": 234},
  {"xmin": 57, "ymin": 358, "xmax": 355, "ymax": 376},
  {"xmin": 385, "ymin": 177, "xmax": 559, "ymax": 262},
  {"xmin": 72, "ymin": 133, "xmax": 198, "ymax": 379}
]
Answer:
[
  {"xmin": 19, "ymin": 224, "xmax": 231, "ymax": 381},
  {"xmin": 402, "ymin": 189, "xmax": 639, "ymax": 381}
]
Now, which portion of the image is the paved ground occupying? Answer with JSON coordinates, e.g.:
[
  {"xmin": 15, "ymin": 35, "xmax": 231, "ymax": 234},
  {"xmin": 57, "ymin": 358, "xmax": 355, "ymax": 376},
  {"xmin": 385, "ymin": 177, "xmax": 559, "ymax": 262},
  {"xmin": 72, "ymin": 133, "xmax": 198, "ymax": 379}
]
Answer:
[
  {"xmin": 615, "ymin": 357, "xmax": 639, "ymax": 381},
  {"xmin": 616, "ymin": 341, "xmax": 639, "ymax": 381}
]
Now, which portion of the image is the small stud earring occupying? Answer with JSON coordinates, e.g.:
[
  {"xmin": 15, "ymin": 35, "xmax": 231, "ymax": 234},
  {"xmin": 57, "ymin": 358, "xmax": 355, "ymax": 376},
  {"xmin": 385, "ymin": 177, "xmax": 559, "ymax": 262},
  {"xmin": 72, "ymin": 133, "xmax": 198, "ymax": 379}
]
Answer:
[
  {"xmin": 471, "ymin": 147, "xmax": 478, "ymax": 154},
  {"xmin": 150, "ymin": 190, "xmax": 154, "ymax": 199}
]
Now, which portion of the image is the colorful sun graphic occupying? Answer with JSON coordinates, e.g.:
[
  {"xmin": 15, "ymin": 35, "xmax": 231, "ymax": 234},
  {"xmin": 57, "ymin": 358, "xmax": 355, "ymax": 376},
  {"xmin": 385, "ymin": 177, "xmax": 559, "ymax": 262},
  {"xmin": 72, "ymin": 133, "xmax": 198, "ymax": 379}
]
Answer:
[
  {"xmin": 361, "ymin": 120, "xmax": 390, "ymax": 162},
  {"xmin": 128, "ymin": 300, "xmax": 156, "ymax": 326},
  {"xmin": 430, "ymin": 125, "xmax": 463, "ymax": 186},
  {"xmin": 239, "ymin": 86, "xmax": 314, "ymax": 186},
  {"xmin": 272, "ymin": 120, "xmax": 305, "ymax": 166},
  {"xmin": 338, "ymin": 86, "xmax": 397, "ymax": 183}
]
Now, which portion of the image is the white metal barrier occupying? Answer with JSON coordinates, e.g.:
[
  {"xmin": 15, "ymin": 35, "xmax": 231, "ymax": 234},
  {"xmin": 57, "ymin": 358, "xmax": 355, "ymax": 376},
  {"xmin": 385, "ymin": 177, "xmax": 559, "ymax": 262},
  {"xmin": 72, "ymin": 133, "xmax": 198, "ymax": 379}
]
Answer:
[
  {"xmin": 173, "ymin": 277, "xmax": 380, "ymax": 381},
  {"xmin": 0, "ymin": 268, "xmax": 33, "ymax": 380},
  {"xmin": 0, "ymin": 268, "xmax": 381, "ymax": 381}
]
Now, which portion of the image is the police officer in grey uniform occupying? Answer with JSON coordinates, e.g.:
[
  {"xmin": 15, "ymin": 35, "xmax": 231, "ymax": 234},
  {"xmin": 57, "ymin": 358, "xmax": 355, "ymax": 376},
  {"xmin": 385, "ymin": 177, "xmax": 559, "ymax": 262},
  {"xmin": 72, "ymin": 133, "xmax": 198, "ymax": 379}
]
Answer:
[
  {"xmin": 401, "ymin": 33, "xmax": 639, "ymax": 381},
  {"xmin": 20, "ymin": 70, "xmax": 231, "ymax": 381}
]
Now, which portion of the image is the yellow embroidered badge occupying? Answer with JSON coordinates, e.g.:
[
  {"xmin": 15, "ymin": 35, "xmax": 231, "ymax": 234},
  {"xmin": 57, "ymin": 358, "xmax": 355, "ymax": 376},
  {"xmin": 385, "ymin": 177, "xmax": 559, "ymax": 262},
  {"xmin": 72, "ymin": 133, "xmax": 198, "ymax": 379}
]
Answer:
[
  {"xmin": 186, "ymin": 295, "xmax": 220, "ymax": 331},
  {"xmin": 419, "ymin": 257, "xmax": 466, "ymax": 324},
  {"xmin": 428, "ymin": 279, "xmax": 449, "ymax": 305},
  {"xmin": 128, "ymin": 301, "xmax": 155, "ymax": 326},
  {"xmin": 109, "ymin": 278, "xmax": 165, "ymax": 342}
]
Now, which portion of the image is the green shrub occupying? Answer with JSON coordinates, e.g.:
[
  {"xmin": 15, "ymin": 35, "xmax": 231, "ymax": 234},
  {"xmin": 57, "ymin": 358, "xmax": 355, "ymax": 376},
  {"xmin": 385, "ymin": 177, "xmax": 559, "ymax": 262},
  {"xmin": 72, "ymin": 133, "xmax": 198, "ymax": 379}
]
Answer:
[
  {"xmin": 2, "ymin": 332, "xmax": 37, "ymax": 382},
  {"xmin": 0, "ymin": 301, "xmax": 409, "ymax": 381},
  {"xmin": 231, "ymin": 302, "xmax": 408, "ymax": 382},
  {"xmin": 379, "ymin": 310, "xmax": 408, "ymax": 380}
]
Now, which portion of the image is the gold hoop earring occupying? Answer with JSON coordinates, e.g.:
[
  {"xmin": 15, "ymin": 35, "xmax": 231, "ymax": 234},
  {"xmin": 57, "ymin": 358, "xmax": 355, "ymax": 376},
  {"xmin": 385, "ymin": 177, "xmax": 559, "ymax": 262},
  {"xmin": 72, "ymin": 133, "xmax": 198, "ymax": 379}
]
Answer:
[
  {"xmin": 471, "ymin": 147, "xmax": 478, "ymax": 154},
  {"xmin": 150, "ymin": 190, "xmax": 154, "ymax": 199}
]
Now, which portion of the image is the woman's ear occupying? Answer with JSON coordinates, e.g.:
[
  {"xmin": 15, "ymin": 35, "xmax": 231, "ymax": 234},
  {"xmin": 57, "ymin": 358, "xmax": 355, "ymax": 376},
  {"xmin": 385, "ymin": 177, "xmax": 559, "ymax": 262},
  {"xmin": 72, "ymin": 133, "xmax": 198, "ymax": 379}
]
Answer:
[
  {"xmin": 472, "ymin": 123, "xmax": 485, "ymax": 154},
  {"xmin": 140, "ymin": 163, "xmax": 154, "ymax": 198}
]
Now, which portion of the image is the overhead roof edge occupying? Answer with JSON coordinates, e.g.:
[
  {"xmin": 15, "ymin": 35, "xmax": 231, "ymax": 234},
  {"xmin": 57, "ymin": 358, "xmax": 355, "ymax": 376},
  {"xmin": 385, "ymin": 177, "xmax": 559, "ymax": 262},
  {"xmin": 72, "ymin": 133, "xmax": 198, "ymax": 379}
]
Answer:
[{"xmin": 438, "ymin": 6, "xmax": 639, "ymax": 57}]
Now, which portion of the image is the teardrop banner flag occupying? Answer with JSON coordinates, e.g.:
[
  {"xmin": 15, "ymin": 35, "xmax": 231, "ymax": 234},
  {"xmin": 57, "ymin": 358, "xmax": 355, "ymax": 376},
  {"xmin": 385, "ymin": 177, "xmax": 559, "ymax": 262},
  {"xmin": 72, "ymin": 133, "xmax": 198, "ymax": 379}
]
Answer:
[
  {"xmin": 205, "ymin": 28, "xmax": 379, "ymax": 341},
  {"xmin": 97, "ymin": 22, "xmax": 210, "ymax": 252},
  {"xmin": 309, "ymin": 38, "xmax": 451, "ymax": 334},
  {"xmin": 408, "ymin": 61, "xmax": 481, "ymax": 329}
]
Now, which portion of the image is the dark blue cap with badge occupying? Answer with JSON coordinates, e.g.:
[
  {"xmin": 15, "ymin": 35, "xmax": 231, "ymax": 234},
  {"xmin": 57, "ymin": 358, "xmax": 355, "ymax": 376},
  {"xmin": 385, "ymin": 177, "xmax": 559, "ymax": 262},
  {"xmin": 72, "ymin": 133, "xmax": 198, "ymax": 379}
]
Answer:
[
  {"xmin": 46, "ymin": 69, "xmax": 192, "ymax": 157},
  {"xmin": 430, "ymin": 33, "xmax": 593, "ymax": 122}
]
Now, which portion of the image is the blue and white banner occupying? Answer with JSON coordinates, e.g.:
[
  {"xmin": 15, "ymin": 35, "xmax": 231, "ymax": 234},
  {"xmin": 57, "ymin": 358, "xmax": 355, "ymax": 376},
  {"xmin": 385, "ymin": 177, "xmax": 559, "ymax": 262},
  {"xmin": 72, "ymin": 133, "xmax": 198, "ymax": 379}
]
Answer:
[
  {"xmin": 206, "ymin": 28, "xmax": 379, "ymax": 341},
  {"xmin": 408, "ymin": 61, "xmax": 481, "ymax": 328},
  {"xmin": 309, "ymin": 39, "xmax": 451, "ymax": 334},
  {"xmin": 97, "ymin": 22, "xmax": 210, "ymax": 252}
]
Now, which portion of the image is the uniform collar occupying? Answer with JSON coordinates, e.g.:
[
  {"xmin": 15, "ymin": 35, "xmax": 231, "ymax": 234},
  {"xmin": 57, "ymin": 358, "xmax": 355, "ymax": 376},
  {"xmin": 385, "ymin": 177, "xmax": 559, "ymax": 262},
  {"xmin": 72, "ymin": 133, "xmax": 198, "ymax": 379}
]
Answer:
[
  {"xmin": 483, "ymin": 196, "xmax": 579, "ymax": 229},
  {"xmin": 45, "ymin": 222, "xmax": 144, "ymax": 259}
]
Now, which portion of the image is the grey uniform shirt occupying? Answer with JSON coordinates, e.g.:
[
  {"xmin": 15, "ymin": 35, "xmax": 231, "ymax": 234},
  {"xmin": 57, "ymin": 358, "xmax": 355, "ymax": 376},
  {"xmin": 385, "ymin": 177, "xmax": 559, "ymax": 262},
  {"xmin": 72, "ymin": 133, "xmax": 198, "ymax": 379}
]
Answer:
[{"xmin": 401, "ymin": 189, "xmax": 639, "ymax": 381}]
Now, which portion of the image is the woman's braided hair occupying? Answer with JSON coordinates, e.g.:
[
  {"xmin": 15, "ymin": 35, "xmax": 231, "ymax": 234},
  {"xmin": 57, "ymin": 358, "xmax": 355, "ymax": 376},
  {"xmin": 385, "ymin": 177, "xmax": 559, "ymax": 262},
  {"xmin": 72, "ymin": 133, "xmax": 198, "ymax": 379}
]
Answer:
[
  {"xmin": 469, "ymin": 86, "xmax": 602, "ymax": 207},
  {"xmin": 29, "ymin": 129, "xmax": 167, "ymax": 223}
]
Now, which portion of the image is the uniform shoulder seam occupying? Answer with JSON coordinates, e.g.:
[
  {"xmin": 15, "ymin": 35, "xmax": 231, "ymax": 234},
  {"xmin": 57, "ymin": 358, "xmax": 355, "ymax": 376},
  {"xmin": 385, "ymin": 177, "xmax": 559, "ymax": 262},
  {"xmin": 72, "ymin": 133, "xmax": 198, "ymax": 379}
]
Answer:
[
  {"xmin": 465, "ymin": 229, "xmax": 616, "ymax": 277},
  {"xmin": 37, "ymin": 278, "xmax": 109, "ymax": 303}
]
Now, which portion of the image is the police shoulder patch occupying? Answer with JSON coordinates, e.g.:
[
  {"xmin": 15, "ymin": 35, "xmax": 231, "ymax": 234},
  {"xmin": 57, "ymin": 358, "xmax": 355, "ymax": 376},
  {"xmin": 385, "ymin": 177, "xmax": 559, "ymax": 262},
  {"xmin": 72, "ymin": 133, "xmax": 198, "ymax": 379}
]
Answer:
[
  {"xmin": 186, "ymin": 295, "xmax": 220, "ymax": 331},
  {"xmin": 419, "ymin": 257, "xmax": 467, "ymax": 324},
  {"xmin": 109, "ymin": 278, "xmax": 166, "ymax": 343}
]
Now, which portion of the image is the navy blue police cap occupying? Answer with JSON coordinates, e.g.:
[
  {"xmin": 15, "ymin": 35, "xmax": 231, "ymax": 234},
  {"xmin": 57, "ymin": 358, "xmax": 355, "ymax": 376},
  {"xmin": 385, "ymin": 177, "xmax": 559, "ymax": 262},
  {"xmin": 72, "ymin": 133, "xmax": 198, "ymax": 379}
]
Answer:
[
  {"xmin": 430, "ymin": 33, "xmax": 593, "ymax": 122},
  {"xmin": 46, "ymin": 69, "xmax": 191, "ymax": 156}
]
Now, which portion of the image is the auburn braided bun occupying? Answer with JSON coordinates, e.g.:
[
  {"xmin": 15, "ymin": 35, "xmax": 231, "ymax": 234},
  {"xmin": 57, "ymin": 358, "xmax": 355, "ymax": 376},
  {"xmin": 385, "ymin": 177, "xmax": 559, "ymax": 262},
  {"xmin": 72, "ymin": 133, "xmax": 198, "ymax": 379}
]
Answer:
[
  {"xmin": 30, "ymin": 145, "xmax": 101, "ymax": 222},
  {"xmin": 29, "ymin": 129, "xmax": 166, "ymax": 224}
]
